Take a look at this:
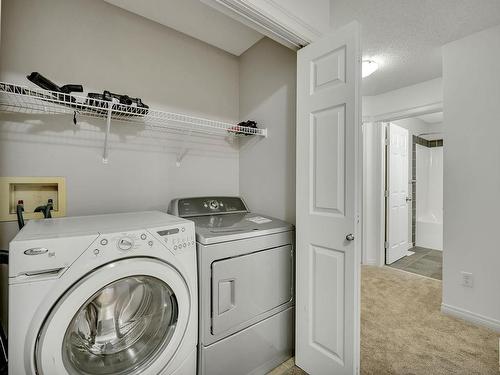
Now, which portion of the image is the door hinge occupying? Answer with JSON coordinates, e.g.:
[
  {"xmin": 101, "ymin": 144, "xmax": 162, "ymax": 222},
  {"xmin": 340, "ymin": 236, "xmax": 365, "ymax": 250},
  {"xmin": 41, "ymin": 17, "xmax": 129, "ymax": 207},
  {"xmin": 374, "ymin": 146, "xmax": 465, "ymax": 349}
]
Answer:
[
  {"xmin": 384, "ymin": 190, "xmax": 389, "ymax": 198},
  {"xmin": 384, "ymin": 242, "xmax": 389, "ymax": 249}
]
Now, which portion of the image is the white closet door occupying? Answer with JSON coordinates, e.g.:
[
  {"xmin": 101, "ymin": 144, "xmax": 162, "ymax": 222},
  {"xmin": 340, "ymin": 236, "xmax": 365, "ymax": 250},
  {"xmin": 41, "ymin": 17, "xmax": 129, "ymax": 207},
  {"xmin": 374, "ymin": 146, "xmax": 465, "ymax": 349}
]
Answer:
[{"xmin": 296, "ymin": 21, "xmax": 361, "ymax": 375}]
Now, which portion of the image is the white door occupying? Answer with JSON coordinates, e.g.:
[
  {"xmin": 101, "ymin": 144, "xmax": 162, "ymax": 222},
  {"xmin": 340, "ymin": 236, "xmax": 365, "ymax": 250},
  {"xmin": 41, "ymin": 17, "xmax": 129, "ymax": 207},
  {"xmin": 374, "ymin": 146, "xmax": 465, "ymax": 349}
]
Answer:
[
  {"xmin": 296, "ymin": 22, "xmax": 361, "ymax": 375},
  {"xmin": 386, "ymin": 123, "xmax": 410, "ymax": 264}
]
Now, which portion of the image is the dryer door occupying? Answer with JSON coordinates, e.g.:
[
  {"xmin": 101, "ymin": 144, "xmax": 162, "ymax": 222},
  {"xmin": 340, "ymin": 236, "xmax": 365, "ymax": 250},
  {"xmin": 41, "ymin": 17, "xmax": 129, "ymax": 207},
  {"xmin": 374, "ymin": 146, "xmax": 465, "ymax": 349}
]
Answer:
[
  {"xmin": 211, "ymin": 245, "xmax": 293, "ymax": 335},
  {"xmin": 35, "ymin": 258, "xmax": 191, "ymax": 375}
]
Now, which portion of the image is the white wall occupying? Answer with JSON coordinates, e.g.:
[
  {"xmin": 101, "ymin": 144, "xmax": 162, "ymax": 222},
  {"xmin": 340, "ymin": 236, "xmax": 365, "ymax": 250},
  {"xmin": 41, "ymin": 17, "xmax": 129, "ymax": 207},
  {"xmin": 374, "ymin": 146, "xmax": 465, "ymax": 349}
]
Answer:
[
  {"xmin": 238, "ymin": 38, "xmax": 297, "ymax": 224},
  {"xmin": 417, "ymin": 145, "xmax": 443, "ymax": 224},
  {"xmin": 442, "ymin": 24, "xmax": 500, "ymax": 331},
  {"xmin": 0, "ymin": 0, "xmax": 241, "ymax": 249},
  {"xmin": 363, "ymin": 77, "xmax": 442, "ymax": 119},
  {"xmin": 393, "ymin": 118, "xmax": 443, "ymax": 139},
  {"xmin": 416, "ymin": 144, "xmax": 443, "ymax": 250},
  {"xmin": 362, "ymin": 122, "xmax": 384, "ymax": 265}
]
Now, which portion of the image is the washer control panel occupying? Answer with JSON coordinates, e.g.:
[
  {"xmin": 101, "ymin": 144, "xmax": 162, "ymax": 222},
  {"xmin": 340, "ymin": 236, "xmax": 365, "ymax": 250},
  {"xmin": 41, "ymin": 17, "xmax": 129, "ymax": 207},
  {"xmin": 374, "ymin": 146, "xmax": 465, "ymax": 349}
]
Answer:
[
  {"xmin": 117, "ymin": 237, "xmax": 134, "ymax": 251},
  {"xmin": 91, "ymin": 230, "xmax": 154, "ymax": 258},
  {"xmin": 157, "ymin": 224, "xmax": 195, "ymax": 251},
  {"xmin": 87, "ymin": 220, "xmax": 195, "ymax": 260}
]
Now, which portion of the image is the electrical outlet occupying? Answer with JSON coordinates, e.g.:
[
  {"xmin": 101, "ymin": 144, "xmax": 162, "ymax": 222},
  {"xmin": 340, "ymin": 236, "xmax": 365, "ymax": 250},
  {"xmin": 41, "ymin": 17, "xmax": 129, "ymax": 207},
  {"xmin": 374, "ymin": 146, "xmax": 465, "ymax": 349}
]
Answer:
[{"xmin": 461, "ymin": 272, "xmax": 473, "ymax": 287}]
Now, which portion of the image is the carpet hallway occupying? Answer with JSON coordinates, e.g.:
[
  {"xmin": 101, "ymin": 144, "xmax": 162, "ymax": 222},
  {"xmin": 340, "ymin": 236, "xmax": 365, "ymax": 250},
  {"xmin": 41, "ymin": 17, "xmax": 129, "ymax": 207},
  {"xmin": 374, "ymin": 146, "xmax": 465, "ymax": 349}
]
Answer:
[
  {"xmin": 361, "ymin": 266, "xmax": 498, "ymax": 375},
  {"xmin": 270, "ymin": 266, "xmax": 499, "ymax": 375}
]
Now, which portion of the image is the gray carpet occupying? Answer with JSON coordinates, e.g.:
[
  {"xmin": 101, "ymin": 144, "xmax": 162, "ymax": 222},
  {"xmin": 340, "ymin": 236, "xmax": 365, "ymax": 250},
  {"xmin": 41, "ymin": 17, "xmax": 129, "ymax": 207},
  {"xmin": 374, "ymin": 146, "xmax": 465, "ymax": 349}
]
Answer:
[{"xmin": 270, "ymin": 266, "xmax": 499, "ymax": 375}]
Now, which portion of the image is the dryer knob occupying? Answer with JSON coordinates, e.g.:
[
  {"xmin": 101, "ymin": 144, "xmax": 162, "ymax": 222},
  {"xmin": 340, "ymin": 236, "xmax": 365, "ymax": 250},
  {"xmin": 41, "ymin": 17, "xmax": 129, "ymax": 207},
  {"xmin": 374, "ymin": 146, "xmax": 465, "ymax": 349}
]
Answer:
[{"xmin": 118, "ymin": 237, "xmax": 134, "ymax": 251}]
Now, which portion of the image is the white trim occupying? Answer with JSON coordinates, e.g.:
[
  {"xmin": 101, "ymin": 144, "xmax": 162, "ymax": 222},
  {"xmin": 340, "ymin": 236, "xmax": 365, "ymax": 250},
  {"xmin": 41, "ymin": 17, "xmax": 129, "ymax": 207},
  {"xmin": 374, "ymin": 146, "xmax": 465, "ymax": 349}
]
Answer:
[
  {"xmin": 363, "ymin": 102, "xmax": 443, "ymax": 123},
  {"xmin": 201, "ymin": 0, "xmax": 318, "ymax": 49},
  {"xmin": 441, "ymin": 303, "xmax": 500, "ymax": 333},
  {"xmin": 379, "ymin": 122, "xmax": 387, "ymax": 266}
]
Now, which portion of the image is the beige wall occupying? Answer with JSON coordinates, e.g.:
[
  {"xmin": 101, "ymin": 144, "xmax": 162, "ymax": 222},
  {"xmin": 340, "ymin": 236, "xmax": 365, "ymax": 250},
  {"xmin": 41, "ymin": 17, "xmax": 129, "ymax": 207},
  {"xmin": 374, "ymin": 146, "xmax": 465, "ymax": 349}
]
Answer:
[
  {"xmin": 442, "ymin": 24, "xmax": 500, "ymax": 331},
  {"xmin": 238, "ymin": 38, "xmax": 297, "ymax": 224},
  {"xmin": 0, "ymin": 0, "xmax": 241, "ymax": 248}
]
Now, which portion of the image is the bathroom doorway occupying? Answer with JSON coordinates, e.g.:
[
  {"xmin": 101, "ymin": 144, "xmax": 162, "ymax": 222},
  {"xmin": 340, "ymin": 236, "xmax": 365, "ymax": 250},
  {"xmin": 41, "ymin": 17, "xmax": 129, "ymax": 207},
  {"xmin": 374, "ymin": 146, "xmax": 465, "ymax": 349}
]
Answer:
[
  {"xmin": 385, "ymin": 113, "xmax": 444, "ymax": 279},
  {"xmin": 361, "ymin": 109, "xmax": 444, "ymax": 279}
]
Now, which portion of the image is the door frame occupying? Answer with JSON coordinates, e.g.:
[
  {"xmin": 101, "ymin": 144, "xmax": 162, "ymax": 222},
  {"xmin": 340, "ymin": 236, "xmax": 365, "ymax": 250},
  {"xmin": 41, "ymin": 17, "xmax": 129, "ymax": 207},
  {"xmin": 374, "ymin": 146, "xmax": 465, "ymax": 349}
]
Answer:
[{"xmin": 361, "ymin": 102, "xmax": 443, "ymax": 266}]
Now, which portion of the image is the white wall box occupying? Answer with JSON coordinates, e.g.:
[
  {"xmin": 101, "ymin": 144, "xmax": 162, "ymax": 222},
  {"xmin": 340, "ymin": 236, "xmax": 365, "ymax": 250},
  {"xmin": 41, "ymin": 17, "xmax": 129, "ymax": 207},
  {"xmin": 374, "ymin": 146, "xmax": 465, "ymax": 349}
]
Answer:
[{"xmin": 0, "ymin": 176, "xmax": 66, "ymax": 222}]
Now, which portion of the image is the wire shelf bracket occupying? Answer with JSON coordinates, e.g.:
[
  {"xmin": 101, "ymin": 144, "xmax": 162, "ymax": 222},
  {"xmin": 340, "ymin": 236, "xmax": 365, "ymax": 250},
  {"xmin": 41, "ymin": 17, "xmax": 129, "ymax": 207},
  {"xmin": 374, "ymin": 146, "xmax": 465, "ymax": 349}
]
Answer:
[
  {"xmin": 0, "ymin": 82, "xmax": 268, "ymax": 163},
  {"xmin": 102, "ymin": 104, "xmax": 113, "ymax": 164}
]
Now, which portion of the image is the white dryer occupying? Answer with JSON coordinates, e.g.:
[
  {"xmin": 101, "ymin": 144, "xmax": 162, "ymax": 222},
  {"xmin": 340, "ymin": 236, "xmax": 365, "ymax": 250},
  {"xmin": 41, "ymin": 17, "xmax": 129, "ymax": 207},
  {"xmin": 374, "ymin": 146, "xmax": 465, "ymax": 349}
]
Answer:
[
  {"xmin": 8, "ymin": 211, "xmax": 197, "ymax": 375},
  {"xmin": 169, "ymin": 197, "xmax": 295, "ymax": 375}
]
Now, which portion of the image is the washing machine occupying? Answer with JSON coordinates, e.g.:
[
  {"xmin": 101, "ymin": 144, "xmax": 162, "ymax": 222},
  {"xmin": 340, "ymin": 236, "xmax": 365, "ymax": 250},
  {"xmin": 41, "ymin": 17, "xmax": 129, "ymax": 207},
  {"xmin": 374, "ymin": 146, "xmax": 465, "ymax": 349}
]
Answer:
[
  {"xmin": 168, "ymin": 197, "xmax": 295, "ymax": 375},
  {"xmin": 8, "ymin": 211, "xmax": 197, "ymax": 375}
]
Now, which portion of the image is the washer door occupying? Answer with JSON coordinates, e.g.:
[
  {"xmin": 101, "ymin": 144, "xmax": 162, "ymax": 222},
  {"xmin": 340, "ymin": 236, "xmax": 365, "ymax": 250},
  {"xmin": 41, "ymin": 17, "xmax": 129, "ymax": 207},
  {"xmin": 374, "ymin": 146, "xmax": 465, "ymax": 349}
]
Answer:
[{"xmin": 35, "ymin": 258, "xmax": 191, "ymax": 375}]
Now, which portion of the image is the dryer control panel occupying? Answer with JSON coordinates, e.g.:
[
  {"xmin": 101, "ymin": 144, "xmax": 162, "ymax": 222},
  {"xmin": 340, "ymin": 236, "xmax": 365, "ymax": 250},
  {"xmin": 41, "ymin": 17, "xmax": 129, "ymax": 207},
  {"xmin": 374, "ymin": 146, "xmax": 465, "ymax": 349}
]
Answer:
[{"xmin": 169, "ymin": 196, "xmax": 249, "ymax": 217}]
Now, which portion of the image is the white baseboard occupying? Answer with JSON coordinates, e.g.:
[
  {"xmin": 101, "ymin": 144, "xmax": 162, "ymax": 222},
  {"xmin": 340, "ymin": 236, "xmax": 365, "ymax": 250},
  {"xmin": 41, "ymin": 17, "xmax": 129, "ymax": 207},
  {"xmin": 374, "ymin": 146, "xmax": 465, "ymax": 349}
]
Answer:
[
  {"xmin": 441, "ymin": 303, "xmax": 500, "ymax": 333},
  {"xmin": 363, "ymin": 259, "xmax": 378, "ymax": 266}
]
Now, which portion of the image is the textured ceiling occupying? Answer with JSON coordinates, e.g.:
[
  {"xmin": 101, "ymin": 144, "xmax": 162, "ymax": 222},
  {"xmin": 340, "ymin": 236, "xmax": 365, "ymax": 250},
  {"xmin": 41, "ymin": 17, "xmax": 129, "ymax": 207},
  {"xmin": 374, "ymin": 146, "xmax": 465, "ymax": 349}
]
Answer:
[
  {"xmin": 103, "ymin": 0, "xmax": 263, "ymax": 56},
  {"xmin": 330, "ymin": 0, "xmax": 500, "ymax": 95}
]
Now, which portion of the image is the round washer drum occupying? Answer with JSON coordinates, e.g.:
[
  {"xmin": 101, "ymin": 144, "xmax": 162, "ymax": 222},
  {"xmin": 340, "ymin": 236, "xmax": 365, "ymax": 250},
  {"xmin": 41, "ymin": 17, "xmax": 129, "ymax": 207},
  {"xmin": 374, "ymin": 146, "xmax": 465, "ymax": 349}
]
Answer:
[{"xmin": 34, "ymin": 258, "xmax": 191, "ymax": 375}]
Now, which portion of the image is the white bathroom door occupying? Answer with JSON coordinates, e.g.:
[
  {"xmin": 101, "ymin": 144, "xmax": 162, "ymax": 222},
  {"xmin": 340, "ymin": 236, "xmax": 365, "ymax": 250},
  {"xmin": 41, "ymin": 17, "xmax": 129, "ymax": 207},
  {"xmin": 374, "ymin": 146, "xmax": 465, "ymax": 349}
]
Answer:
[
  {"xmin": 296, "ymin": 21, "xmax": 361, "ymax": 375},
  {"xmin": 386, "ymin": 123, "xmax": 410, "ymax": 264}
]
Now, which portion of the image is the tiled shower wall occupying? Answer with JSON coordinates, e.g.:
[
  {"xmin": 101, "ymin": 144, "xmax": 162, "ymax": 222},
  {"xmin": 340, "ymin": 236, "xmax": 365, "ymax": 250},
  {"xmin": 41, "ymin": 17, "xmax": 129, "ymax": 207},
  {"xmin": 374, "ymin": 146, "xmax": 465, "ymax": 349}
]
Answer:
[{"xmin": 411, "ymin": 136, "xmax": 443, "ymax": 244}]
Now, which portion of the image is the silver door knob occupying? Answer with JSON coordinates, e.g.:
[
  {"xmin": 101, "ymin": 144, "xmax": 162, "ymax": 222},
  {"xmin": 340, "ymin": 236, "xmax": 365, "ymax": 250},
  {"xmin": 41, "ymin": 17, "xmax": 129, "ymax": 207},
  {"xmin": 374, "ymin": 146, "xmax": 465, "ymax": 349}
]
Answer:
[{"xmin": 346, "ymin": 234, "xmax": 355, "ymax": 241}]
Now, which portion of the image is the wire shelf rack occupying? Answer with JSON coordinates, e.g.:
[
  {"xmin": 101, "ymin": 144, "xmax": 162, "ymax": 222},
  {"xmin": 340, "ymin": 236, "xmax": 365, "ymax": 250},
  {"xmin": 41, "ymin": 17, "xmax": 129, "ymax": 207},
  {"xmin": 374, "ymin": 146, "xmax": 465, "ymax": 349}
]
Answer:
[{"xmin": 0, "ymin": 82, "xmax": 267, "ymax": 162}]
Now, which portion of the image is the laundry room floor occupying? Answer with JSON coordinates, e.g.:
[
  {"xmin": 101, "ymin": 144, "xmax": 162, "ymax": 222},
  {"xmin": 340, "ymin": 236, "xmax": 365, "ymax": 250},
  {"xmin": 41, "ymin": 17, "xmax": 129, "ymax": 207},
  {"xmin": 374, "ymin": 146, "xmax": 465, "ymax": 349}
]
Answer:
[
  {"xmin": 267, "ymin": 358, "xmax": 306, "ymax": 375},
  {"xmin": 269, "ymin": 266, "xmax": 499, "ymax": 375}
]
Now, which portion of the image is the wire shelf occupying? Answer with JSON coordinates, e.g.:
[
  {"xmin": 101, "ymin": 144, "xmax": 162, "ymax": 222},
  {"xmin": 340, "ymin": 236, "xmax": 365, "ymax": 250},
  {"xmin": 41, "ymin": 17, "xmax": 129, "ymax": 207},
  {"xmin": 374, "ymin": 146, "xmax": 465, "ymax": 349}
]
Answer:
[{"xmin": 0, "ymin": 82, "xmax": 267, "ymax": 137}]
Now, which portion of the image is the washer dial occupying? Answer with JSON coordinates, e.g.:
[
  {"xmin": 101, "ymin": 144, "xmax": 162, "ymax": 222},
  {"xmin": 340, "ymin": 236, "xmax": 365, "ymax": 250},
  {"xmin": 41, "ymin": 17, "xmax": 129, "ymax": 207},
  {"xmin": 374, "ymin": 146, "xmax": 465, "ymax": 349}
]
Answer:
[{"xmin": 117, "ymin": 237, "xmax": 134, "ymax": 251}]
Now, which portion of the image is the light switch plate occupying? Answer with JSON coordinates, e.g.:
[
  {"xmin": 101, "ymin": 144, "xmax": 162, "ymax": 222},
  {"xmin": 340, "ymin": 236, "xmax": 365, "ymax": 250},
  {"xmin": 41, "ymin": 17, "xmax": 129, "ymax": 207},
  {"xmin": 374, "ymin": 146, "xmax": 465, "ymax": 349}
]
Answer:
[{"xmin": 0, "ymin": 177, "xmax": 66, "ymax": 222}]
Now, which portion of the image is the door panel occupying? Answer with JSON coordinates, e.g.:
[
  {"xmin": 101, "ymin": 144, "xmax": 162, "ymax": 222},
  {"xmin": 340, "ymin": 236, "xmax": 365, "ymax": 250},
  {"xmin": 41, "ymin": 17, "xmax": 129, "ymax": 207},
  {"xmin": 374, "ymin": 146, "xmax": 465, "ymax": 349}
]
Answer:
[
  {"xmin": 311, "ymin": 47, "xmax": 346, "ymax": 93},
  {"xmin": 312, "ymin": 105, "xmax": 345, "ymax": 215},
  {"xmin": 211, "ymin": 246, "xmax": 292, "ymax": 335},
  {"xmin": 386, "ymin": 123, "xmax": 410, "ymax": 264},
  {"xmin": 311, "ymin": 245, "xmax": 345, "ymax": 364},
  {"xmin": 296, "ymin": 21, "xmax": 361, "ymax": 375}
]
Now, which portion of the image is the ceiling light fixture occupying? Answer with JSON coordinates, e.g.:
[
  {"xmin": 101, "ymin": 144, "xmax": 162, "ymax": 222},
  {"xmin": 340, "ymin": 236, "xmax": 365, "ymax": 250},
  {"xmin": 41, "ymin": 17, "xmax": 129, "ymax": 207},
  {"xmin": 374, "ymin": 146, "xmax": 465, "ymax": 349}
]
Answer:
[{"xmin": 362, "ymin": 60, "xmax": 379, "ymax": 78}]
